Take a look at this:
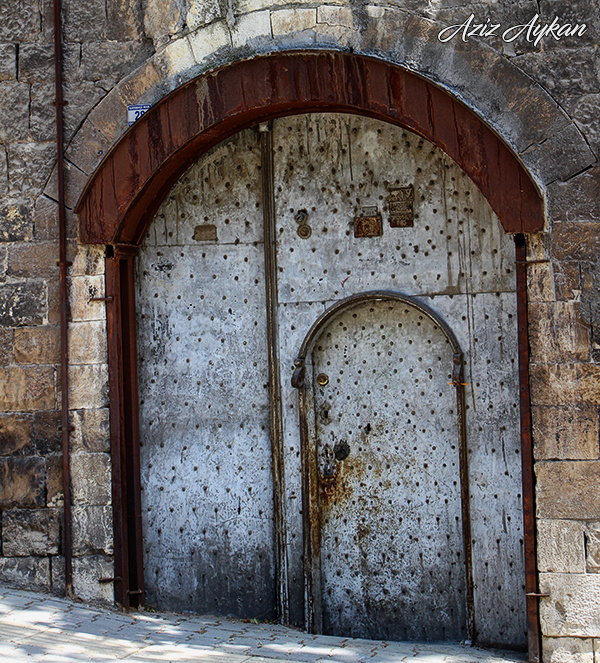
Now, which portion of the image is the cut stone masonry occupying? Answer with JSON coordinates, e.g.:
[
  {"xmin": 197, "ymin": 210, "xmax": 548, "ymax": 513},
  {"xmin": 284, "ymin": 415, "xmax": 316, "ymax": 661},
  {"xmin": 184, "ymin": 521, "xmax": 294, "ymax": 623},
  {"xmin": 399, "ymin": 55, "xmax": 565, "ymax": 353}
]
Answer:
[{"xmin": 0, "ymin": 0, "xmax": 599, "ymax": 659}]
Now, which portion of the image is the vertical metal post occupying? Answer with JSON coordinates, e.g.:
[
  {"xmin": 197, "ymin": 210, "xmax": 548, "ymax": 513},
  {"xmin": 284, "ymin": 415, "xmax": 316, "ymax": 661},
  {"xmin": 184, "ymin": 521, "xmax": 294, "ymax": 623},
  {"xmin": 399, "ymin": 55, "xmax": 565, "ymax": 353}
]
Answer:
[
  {"xmin": 454, "ymin": 354, "xmax": 475, "ymax": 644},
  {"xmin": 119, "ymin": 251, "xmax": 145, "ymax": 607},
  {"xmin": 260, "ymin": 123, "xmax": 289, "ymax": 623},
  {"xmin": 515, "ymin": 234, "xmax": 541, "ymax": 663},
  {"xmin": 53, "ymin": 0, "xmax": 72, "ymax": 596},
  {"xmin": 106, "ymin": 254, "xmax": 128, "ymax": 608}
]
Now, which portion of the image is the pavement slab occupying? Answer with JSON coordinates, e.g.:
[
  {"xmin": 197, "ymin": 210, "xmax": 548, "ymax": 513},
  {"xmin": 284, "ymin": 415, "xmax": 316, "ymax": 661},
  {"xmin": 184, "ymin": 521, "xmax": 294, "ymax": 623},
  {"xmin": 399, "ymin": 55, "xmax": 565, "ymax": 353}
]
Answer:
[{"xmin": 0, "ymin": 585, "xmax": 527, "ymax": 663}]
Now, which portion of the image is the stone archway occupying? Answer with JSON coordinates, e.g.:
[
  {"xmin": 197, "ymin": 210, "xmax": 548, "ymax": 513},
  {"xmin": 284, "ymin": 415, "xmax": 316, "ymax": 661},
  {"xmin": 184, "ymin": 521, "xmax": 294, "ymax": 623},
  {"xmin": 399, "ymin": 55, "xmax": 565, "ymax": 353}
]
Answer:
[
  {"xmin": 75, "ymin": 52, "xmax": 544, "ymax": 244},
  {"xmin": 72, "ymin": 50, "xmax": 554, "ymax": 659}
]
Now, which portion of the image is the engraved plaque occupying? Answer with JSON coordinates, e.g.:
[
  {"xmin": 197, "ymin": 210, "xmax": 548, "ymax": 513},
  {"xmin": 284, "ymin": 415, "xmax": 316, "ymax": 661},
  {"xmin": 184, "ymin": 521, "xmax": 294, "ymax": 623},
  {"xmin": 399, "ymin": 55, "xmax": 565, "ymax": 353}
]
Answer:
[
  {"xmin": 387, "ymin": 185, "xmax": 414, "ymax": 228},
  {"xmin": 354, "ymin": 206, "xmax": 382, "ymax": 238}
]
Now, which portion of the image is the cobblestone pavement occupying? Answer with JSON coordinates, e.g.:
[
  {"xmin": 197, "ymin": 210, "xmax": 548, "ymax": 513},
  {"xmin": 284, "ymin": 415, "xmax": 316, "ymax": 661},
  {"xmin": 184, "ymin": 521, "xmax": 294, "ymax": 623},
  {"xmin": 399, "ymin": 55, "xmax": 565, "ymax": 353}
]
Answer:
[{"xmin": 0, "ymin": 585, "xmax": 526, "ymax": 663}]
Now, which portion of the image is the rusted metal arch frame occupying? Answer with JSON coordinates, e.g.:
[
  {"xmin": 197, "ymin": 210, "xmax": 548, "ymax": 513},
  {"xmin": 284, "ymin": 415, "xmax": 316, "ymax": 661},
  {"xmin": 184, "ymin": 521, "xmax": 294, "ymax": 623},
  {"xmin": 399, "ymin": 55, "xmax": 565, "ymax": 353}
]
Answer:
[
  {"xmin": 291, "ymin": 290, "xmax": 474, "ymax": 641},
  {"xmin": 293, "ymin": 291, "xmax": 464, "ymax": 361},
  {"xmin": 73, "ymin": 51, "xmax": 541, "ymax": 657},
  {"xmin": 75, "ymin": 52, "xmax": 545, "ymax": 244}
]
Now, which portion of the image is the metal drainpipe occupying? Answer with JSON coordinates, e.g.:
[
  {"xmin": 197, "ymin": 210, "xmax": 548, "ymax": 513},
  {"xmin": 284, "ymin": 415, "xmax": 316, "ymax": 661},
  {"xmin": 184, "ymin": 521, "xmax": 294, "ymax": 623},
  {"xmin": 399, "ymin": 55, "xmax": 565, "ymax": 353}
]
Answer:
[{"xmin": 53, "ymin": 0, "xmax": 73, "ymax": 595}]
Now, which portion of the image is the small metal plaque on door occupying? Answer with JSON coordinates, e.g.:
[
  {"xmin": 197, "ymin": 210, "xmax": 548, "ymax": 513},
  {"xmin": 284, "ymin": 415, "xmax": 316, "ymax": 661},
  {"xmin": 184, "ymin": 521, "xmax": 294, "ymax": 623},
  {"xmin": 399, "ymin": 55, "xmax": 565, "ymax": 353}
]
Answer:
[
  {"xmin": 387, "ymin": 185, "xmax": 414, "ymax": 227},
  {"xmin": 354, "ymin": 206, "xmax": 382, "ymax": 238},
  {"xmin": 193, "ymin": 224, "xmax": 218, "ymax": 241}
]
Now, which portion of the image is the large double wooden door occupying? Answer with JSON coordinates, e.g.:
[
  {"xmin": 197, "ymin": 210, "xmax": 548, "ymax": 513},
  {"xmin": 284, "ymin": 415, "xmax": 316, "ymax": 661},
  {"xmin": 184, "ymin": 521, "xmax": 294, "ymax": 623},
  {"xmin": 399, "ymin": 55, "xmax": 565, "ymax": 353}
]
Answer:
[{"xmin": 136, "ymin": 113, "xmax": 526, "ymax": 648}]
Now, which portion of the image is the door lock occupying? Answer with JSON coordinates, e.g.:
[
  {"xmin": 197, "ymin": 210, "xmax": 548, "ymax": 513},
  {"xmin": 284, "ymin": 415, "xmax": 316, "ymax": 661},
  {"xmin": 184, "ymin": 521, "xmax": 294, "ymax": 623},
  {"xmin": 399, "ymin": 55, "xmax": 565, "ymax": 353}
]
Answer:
[
  {"xmin": 321, "ymin": 440, "xmax": 350, "ymax": 481},
  {"xmin": 322, "ymin": 444, "xmax": 336, "ymax": 478},
  {"xmin": 319, "ymin": 404, "xmax": 332, "ymax": 424}
]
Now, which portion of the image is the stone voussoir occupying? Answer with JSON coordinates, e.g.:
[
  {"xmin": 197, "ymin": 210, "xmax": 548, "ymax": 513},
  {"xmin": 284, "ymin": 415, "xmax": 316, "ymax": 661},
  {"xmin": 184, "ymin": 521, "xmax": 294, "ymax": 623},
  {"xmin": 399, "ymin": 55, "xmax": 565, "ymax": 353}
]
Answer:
[{"xmin": 68, "ymin": 8, "xmax": 590, "ymax": 210}]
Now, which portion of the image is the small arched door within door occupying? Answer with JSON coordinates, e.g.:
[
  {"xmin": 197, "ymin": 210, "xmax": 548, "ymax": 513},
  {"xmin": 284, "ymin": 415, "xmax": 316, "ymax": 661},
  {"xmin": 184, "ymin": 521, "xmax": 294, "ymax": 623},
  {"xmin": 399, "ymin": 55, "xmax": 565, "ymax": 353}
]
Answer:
[{"xmin": 294, "ymin": 293, "xmax": 470, "ymax": 642}]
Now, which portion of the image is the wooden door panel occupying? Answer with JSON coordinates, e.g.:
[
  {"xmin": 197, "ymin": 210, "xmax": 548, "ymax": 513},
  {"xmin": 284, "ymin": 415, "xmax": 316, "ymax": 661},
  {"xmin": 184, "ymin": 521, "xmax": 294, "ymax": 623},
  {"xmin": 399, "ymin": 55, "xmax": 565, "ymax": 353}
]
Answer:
[{"xmin": 137, "ymin": 129, "xmax": 277, "ymax": 619}]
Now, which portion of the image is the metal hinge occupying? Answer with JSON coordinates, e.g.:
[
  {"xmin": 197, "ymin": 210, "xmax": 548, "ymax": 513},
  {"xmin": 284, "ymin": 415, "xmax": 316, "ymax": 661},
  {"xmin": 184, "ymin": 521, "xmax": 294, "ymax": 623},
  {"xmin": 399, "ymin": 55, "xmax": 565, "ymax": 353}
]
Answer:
[{"xmin": 99, "ymin": 576, "xmax": 120, "ymax": 584}]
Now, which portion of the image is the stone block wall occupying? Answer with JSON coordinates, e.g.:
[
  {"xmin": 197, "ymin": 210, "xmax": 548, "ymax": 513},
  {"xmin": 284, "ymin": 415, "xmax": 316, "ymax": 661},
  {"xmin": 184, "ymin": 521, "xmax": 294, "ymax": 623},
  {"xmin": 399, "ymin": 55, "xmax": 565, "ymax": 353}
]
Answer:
[
  {"xmin": 0, "ymin": 0, "xmax": 599, "ymax": 658},
  {"xmin": 530, "ymin": 184, "xmax": 600, "ymax": 660},
  {"xmin": 0, "ymin": 0, "xmax": 151, "ymax": 601}
]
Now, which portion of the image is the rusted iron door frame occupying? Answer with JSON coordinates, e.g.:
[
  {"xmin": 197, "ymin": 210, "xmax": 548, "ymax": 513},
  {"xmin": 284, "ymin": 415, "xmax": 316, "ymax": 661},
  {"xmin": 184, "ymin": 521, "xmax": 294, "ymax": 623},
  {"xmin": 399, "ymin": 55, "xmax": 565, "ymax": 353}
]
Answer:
[
  {"xmin": 105, "ymin": 246, "xmax": 145, "ymax": 609},
  {"xmin": 292, "ymin": 291, "xmax": 474, "ymax": 641}
]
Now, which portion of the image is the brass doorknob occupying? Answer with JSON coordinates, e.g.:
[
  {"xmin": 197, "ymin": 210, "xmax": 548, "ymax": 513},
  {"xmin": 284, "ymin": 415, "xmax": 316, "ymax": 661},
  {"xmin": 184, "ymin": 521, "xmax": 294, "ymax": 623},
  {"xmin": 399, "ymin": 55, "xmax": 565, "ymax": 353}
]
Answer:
[{"xmin": 317, "ymin": 373, "xmax": 329, "ymax": 386}]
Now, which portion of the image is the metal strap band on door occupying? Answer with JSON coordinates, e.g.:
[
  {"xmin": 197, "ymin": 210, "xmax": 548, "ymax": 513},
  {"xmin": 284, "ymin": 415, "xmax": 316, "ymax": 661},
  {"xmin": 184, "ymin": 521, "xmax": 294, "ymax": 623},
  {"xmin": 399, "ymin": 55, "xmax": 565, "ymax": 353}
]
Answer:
[{"xmin": 260, "ymin": 122, "xmax": 289, "ymax": 622}]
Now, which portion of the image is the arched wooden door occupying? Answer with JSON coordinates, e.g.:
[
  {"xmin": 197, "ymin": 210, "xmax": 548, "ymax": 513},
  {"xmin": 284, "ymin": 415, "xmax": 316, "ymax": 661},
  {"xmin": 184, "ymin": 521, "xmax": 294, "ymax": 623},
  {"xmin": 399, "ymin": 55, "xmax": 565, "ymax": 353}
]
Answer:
[
  {"xmin": 135, "ymin": 113, "xmax": 526, "ymax": 648},
  {"xmin": 294, "ymin": 293, "xmax": 470, "ymax": 642}
]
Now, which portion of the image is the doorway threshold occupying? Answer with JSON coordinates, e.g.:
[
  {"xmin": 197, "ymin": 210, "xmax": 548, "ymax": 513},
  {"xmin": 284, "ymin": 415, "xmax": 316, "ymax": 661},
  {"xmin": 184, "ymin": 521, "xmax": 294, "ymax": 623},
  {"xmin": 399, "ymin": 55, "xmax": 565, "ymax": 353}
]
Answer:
[{"xmin": 0, "ymin": 584, "xmax": 526, "ymax": 663}]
